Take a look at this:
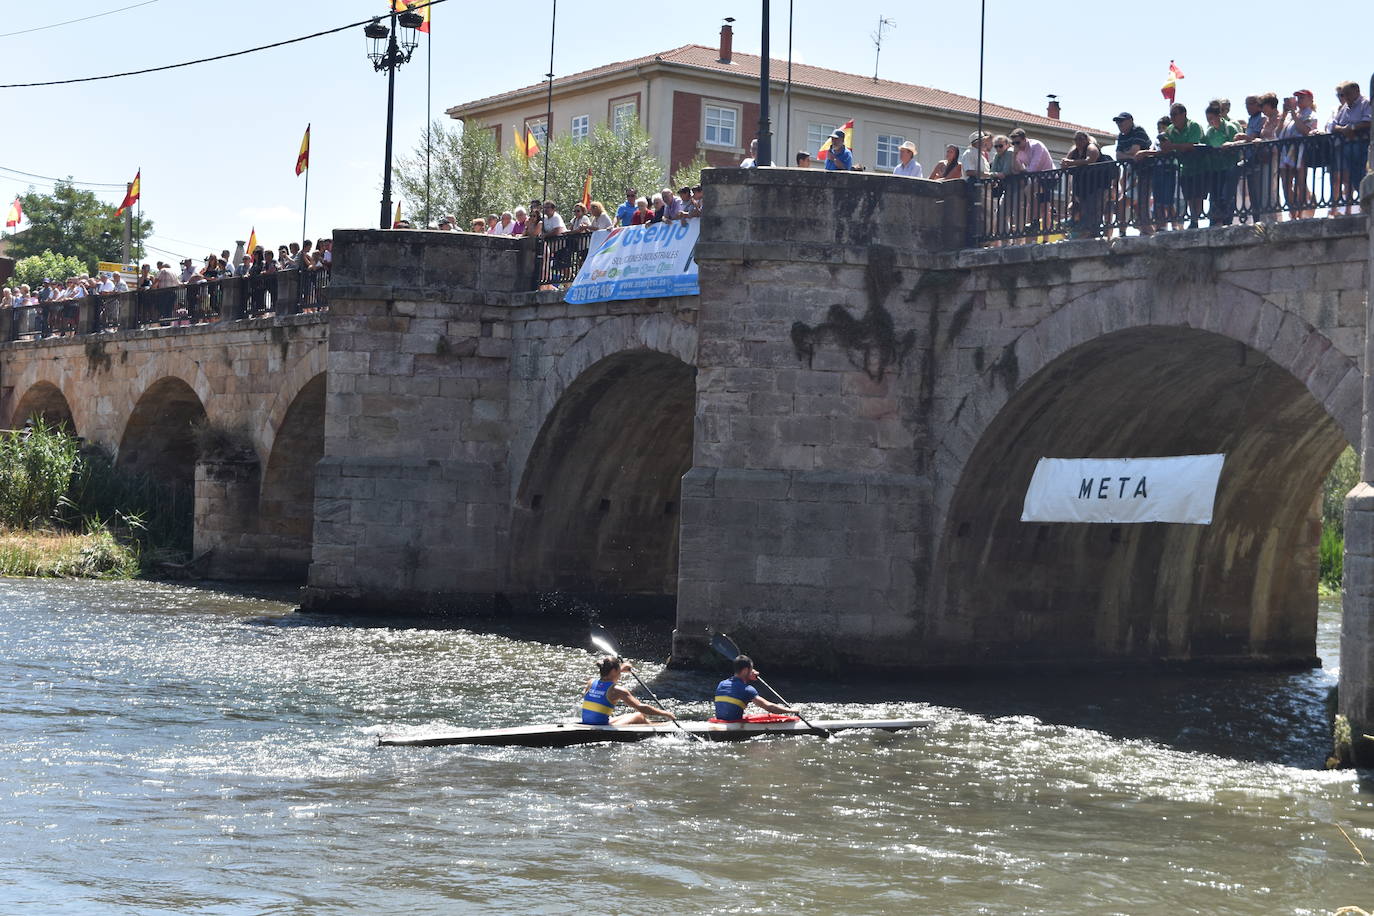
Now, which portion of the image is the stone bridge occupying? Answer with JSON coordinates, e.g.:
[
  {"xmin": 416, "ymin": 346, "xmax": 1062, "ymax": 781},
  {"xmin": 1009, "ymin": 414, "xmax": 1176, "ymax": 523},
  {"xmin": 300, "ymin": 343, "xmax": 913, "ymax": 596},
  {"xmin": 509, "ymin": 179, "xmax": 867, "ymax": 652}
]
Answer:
[{"xmin": 3, "ymin": 167, "xmax": 1372, "ymax": 759}]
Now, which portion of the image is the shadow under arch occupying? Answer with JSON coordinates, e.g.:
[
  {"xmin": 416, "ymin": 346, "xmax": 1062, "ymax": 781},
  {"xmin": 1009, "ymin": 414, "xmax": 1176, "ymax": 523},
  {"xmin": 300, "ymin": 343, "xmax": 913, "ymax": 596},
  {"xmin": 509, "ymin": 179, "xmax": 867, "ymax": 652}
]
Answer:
[
  {"xmin": 117, "ymin": 376, "xmax": 208, "ymax": 545},
  {"xmin": 510, "ymin": 350, "xmax": 695, "ymax": 607},
  {"xmin": 258, "ymin": 373, "xmax": 325, "ymax": 579},
  {"xmin": 932, "ymin": 325, "xmax": 1350, "ymax": 670},
  {"xmin": 11, "ymin": 381, "xmax": 76, "ymax": 433}
]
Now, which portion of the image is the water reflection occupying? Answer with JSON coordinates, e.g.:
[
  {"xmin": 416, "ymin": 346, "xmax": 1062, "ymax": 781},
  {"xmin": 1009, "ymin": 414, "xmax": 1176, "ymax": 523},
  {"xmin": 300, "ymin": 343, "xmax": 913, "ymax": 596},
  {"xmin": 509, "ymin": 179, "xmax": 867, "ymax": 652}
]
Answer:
[{"xmin": 0, "ymin": 579, "xmax": 1370, "ymax": 914}]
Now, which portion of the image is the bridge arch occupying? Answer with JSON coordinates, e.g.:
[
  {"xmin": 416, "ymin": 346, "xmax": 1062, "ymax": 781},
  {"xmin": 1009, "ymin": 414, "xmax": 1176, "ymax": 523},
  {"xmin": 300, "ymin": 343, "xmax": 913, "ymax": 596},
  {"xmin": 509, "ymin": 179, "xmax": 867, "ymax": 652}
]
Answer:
[
  {"xmin": 932, "ymin": 285, "xmax": 1358, "ymax": 668},
  {"xmin": 258, "ymin": 372, "xmax": 326, "ymax": 577},
  {"xmin": 117, "ymin": 376, "xmax": 208, "ymax": 530},
  {"xmin": 11, "ymin": 381, "xmax": 77, "ymax": 433},
  {"xmin": 510, "ymin": 345, "xmax": 696, "ymax": 600}
]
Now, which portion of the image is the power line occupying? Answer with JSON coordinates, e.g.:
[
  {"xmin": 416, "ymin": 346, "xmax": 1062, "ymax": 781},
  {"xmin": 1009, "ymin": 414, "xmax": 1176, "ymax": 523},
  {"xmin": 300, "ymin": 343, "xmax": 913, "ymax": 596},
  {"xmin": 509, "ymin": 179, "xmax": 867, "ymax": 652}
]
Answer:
[
  {"xmin": 0, "ymin": 164, "xmax": 127, "ymax": 189},
  {"xmin": 0, "ymin": 1, "xmax": 161, "ymax": 40},
  {"xmin": 0, "ymin": 0, "xmax": 447, "ymax": 89}
]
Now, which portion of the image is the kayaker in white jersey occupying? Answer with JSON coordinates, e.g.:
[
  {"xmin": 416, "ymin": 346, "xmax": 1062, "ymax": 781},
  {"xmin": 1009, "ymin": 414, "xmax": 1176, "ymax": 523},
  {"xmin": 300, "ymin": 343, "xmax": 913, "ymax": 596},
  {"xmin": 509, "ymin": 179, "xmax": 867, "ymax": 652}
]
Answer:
[{"xmin": 579, "ymin": 656, "xmax": 677, "ymax": 726}]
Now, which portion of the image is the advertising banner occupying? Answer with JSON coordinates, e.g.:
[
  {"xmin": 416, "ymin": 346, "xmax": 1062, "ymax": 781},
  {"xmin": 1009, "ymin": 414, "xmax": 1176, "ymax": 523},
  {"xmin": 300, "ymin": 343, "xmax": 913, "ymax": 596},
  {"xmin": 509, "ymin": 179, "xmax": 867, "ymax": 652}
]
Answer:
[
  {"xmin": 564, "ymin": 221, "xmax": 700, "ymax": 304},
  {"xmin": 1020, "ymin": 454, "xmax": 1225, "ymax": 524}
]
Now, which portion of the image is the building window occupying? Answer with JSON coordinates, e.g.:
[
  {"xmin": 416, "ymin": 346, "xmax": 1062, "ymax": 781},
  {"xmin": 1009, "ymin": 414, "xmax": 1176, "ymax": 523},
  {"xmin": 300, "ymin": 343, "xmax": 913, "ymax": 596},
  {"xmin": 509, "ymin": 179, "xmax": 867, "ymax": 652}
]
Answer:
[
  {"xmin": 612, "ymin": 100, "xmax": 637, "ymax": 135},
  {"xmin": 807, "ymin": 121, "xmax": 839, "ymax": 153},
  {"xmin": 571, "ymin": 114, "xmax": 589, "ymax": 141},
  {"xmin": 876, "ymin": 134, "xmax": 905, "ymax": 171},
  {"xmin": 525, "ymin": 116, "xmax": 548, "ymax": 147},
  {"xmin": 704, "ymin": 104, "xmax": 738, "ymax": 148}
]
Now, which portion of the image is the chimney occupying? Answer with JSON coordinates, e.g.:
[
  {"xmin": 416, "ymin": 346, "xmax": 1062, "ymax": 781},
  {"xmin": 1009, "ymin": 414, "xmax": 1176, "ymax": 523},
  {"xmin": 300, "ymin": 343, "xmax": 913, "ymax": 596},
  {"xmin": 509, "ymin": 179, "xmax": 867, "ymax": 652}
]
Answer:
[
  {"xmin": 718, "ymin": 19, "xmax": 734, "ymax": 64},
  {"xmin": 1046, "ymin": 94, "xmax": 1061, "ymax": 120}
]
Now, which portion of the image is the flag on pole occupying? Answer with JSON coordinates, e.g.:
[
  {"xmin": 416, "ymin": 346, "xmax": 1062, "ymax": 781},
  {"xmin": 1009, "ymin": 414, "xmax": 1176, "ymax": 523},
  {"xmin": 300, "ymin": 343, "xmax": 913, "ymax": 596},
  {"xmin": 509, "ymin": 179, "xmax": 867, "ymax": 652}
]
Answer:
[
  {"xmin": 1161, "ymin": 60, "xmax": 1185, "ymax": 104},
  {"xmin": 393, "ymin": 201, "xmax": 402, "ymax": 228},
  {"xmin": 816, "ymin": 119, "xmax": 854, "ymax": 161},
  {"xmin": 5, "ymin": 197, "xmax": 22, "ymax": 228},
  {"xmin": 512, "ymin": 125, "xmax": 527, "ymax": 158},
  {"xmin": 391, "ymin": 0, "xmax": 430, "ymax": 32},
  {"xmin": 296, "ymin": 124, "xmax": 311, "ymax": 176},
  {"xmin": 247, "ymin": 226, "xmax": 258, "ymax": 253},
  {"xmin": 116, "ymin": 170, "xmax": 141, "ymax": 216},
  {"xmin": 526, "ymin": 128, "xmax": 541, "ymax": 159},
  {"xmin": 580, "ymin": 168, "xmax": 592, "ymax": 210}
]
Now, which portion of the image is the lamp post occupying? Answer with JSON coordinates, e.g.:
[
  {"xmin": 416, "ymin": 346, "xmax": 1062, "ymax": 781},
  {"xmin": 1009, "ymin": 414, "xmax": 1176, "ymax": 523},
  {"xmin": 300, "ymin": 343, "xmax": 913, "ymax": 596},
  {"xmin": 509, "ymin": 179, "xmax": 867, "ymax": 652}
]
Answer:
[
  {"xmin": 756, "ymin": 0, "xmax": 772, "ymax": 167},
  {"xmin": 365, "ymin": 5, "xmax": 425, "ymax": 230}
]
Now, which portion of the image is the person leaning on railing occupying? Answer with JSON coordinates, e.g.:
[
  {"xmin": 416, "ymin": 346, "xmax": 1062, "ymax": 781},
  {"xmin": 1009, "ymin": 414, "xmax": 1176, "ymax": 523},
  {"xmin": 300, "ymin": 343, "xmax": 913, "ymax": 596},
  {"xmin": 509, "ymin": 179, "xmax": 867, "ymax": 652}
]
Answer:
[
  {"xmin": 1111, "ymin": 113, "xmax": 1152, "ymax": 237},
  {"xmin": 1277, "ymin": 90, "xmax": 1319, "ymax": 219},
  {"xmin": 1061, "ymin": 131, "xmax": 1111, "ymax": 238},
  {"xmin": 1202, "ymin": 103, "xmax": 1241, "ymax": 226},
  {"xmin": 1159, "ymin": 103, "xmax": 1208, "ymax": 228},
  {"xmin": 1327, "ymin": 80, "xmax": 1372, "ymax": 215}
]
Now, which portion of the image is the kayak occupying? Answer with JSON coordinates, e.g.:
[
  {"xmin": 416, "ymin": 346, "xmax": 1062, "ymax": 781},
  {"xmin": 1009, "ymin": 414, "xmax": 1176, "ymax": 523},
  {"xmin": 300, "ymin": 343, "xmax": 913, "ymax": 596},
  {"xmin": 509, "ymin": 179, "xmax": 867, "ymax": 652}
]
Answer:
[{"xmin": 377, "ymin": 716, "xmax": 931, "ymax": 748}]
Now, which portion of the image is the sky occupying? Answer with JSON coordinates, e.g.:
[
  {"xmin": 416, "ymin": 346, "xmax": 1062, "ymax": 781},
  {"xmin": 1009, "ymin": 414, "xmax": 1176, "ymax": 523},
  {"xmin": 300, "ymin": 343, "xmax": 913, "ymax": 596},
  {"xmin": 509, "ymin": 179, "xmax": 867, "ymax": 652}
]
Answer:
[{"xmin": 0, "ymin": 0, "xmax": 1367, "ymax": 264}]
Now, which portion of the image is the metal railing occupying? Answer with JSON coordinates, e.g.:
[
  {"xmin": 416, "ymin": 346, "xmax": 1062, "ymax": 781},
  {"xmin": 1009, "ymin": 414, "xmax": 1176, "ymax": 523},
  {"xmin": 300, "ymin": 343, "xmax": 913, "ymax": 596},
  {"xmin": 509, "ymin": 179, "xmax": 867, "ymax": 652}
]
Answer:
[
  {"xmin": 969, "ymin": 132, "xmax": 1371, "ymax": 246},
  {"xmin": 3, "ymin": 267, "xmax": 330, "ymax": 342},
  {"xmin": 534, "ymin": 232, "xmax": 594, "ymax": 287}
]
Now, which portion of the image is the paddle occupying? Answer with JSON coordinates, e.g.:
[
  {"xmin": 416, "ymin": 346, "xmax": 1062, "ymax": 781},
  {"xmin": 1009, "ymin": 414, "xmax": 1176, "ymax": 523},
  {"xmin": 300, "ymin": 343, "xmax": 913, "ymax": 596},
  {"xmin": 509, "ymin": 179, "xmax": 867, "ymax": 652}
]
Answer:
[
  {"xmin": 708, "ymin": 630, "xmax": 831, "ymax": 739},
  {"xmin": 589, "ymin": 627, "xmax": 702, "ymax": 742}
]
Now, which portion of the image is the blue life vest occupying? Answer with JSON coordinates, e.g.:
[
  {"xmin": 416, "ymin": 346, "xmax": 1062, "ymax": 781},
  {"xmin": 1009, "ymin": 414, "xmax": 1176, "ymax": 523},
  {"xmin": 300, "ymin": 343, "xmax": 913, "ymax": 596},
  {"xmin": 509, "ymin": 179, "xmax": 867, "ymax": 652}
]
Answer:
[
  {"xmin": 581, "ymin": 679, "xmax": 616, "ymax": 725},
  {"xmin": 713, "ymin": 676, "xmax": 758, "ymax": 721}
]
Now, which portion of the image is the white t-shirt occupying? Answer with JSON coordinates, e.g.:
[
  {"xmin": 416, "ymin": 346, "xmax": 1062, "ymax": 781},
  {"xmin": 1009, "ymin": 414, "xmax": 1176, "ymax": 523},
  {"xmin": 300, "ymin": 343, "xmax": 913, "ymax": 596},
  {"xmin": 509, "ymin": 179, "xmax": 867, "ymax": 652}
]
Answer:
[
  {"xmin": 591, "ymin": 212, "xmax": 612, "ymax": 230},
  {"xmin": 98, "ymin": 279, "xmax": 115, "ymax": 293},
  {"xmin": 959, "ymin": 146, "xmax": 989, "ymax": 176},
  {"xmin": 541, "ymin": 212, "xmax": 566, "ymax": 234}
]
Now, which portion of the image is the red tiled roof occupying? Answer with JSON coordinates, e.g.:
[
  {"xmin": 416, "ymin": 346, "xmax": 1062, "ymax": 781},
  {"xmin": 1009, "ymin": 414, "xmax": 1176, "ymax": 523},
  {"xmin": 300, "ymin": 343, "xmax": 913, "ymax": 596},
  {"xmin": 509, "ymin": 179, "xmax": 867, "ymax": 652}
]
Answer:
[{"xmin": 449, "ymin": 44, "xmax": 1106, "ymax": 136}]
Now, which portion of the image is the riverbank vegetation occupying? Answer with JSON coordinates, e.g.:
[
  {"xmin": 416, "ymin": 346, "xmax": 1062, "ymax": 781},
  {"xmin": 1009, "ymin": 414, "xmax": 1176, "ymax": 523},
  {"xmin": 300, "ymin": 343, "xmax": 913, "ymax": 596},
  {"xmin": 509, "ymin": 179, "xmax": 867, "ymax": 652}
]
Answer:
[
  {"xmin": 1321, "ymin": 447, "xmax": 1359, "ymax": 594},
  {"xmin": 0, "ymin": 421, "xmax": 188, "ymax": 579}
]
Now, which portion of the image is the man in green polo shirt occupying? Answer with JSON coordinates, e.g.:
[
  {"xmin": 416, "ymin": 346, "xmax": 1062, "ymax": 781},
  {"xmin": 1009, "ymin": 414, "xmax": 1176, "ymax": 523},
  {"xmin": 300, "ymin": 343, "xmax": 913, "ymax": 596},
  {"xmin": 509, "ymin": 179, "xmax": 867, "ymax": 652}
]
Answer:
[{"xmin": 1159, "ymin": 103, "xmax": 1206, "ymax": 228}]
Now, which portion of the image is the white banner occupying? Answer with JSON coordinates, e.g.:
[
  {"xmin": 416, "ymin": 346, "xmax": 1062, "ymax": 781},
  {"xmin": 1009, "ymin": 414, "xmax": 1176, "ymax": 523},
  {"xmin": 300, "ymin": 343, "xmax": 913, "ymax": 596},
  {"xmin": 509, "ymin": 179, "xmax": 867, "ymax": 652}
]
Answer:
[
  {"xmin": 1020, "ymin": 455, "xmax": 1225, "ymax": 524},
  {"xmin": 564, "ymin": 221, "xmax": 700, "ymax": 304}
]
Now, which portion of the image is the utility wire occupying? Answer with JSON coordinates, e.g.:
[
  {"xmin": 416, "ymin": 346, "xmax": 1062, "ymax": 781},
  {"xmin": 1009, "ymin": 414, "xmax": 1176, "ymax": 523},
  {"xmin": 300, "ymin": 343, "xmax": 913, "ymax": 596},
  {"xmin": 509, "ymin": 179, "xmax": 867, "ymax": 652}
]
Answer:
[
  {"xmin": 0, "ymin": 164, "xmax": 127, "ymax": 189},
  {"xmin": 0, "ymin": 0, "xmax": 447, "ymax": 89},
  {"xmin": 0, "ymin": 0, "xmax": 160, "ymax": 40}
]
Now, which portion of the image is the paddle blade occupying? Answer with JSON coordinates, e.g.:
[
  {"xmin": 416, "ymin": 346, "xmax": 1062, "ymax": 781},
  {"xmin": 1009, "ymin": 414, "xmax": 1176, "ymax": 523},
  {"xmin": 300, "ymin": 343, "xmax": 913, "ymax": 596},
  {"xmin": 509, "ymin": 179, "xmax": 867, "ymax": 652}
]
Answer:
[
  {"xmin": 709, "ymin": 631, "xmax": 742, "ymax": 661},
  {"xmin": 589, "ymin": 627, "xmax": 619, "ymax": 659}
]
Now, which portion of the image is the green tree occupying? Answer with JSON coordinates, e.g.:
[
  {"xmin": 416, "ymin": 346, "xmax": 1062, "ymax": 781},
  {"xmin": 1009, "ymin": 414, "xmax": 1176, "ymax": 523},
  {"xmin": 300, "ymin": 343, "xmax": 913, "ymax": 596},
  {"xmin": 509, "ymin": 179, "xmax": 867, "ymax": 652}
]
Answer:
[
  {"xmin": 671, "ymin": 151, "xmax": 711, "ymax": 193},
  {"xmin": 6, "ymin": 182, "xmax": 151, "ymax": 273},
  {"xmin": 513, "ymin": 119, "xmax": 666, "ymax": 217},
  {"xmin": 396, "ymin": 120, "xmax": 515, "ymax": 228},
  {"xmin": 1323, "ymin": 446, "xmax": 1359, "ymax": 535},
  {"xmin": 12, "ymin": 250, "xmax": 87, "ymax": 289}
]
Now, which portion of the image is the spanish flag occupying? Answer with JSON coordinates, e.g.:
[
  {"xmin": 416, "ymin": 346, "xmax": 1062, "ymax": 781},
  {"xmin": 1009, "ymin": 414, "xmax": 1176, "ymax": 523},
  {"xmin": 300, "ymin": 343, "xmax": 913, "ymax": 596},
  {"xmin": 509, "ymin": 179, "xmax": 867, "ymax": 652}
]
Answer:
[
  {"xmin": 580, "ymin": 168, "xmax": 592, "ymax": 210},
  {"xmin": 1161, "ymin": 60, "xmax": 1185, "ymax": 104},
  {"xmin": 816, "ymin": 119, "xmax": 854, "ymax": 161},
  {"xmin": 5, "ymin": 197, "xmax": 21, "ymax": 228},
  {"xmin": 247, "ymin": 227, "xmax": 258, "ymax": 254},
  {"xmin": 116, "ymin": 170, "xmax": 140, "ymax": 216},
  {"xmin": 526, "ymin": 128, "xmax": 541, "ymax": 159},
  {"xmin": 296, "ymin": 124, "xmax": 310, "ymax": 176},
  {"xmin": 391, "ymin": 0, "xmax": 430, "ymax": 33}
]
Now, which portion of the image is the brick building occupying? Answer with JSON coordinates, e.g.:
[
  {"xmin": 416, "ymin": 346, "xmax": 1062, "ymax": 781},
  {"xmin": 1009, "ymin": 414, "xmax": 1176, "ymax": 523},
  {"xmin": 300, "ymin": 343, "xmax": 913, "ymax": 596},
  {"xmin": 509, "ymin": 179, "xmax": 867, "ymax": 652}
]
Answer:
[{"xmin": 446, "ymin": 24, "xmax": 1102, "ymax": 179}]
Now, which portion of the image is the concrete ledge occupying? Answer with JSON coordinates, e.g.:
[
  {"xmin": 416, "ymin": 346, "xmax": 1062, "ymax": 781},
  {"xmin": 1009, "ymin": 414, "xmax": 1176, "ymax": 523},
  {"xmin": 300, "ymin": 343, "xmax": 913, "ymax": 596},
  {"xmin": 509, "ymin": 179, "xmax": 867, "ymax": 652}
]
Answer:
[{"xmin": 0, "ymin": 311, "xmax": 327, "ymax": 353}]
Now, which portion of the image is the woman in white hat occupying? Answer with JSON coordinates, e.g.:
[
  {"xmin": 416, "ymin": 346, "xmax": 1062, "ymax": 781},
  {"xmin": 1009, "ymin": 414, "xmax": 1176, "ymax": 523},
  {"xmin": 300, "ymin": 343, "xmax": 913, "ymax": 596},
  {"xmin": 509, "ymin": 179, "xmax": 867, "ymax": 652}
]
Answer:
[{"xmin": 893, "ymin": 140, "xmax": 923, "ymax": 177}]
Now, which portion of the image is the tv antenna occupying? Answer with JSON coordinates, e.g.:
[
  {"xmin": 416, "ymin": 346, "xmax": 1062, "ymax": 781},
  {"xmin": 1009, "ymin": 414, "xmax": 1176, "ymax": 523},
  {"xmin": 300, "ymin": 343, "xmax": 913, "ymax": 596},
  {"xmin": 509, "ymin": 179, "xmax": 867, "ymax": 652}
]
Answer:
[{"xmin": 871, "ymin": 15, "xmax": 896, "ymax": 81}]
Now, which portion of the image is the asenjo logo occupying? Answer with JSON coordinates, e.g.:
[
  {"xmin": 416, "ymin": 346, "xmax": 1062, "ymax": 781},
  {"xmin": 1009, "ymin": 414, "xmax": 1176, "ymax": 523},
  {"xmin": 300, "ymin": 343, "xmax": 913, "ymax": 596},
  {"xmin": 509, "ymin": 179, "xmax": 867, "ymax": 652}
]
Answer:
[
  {"xmin": 607, "ymin": 267, "xmax": 619, "ymax": 278},
  {"xmin": 594, "ymin": 222, "xmax": 690, "ymax": 258}
]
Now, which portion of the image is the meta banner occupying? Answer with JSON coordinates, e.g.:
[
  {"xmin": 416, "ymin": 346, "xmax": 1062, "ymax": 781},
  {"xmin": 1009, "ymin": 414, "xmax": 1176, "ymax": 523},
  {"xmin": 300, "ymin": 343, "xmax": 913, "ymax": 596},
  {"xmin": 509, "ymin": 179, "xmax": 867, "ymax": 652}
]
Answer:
[
  {"xmin": 564, "ymin": 221, "xmax": 700, "ymax": 305},
  {"xmin": 1020, "ymin": 454, "xmax": 1225, "ymax": 525}
]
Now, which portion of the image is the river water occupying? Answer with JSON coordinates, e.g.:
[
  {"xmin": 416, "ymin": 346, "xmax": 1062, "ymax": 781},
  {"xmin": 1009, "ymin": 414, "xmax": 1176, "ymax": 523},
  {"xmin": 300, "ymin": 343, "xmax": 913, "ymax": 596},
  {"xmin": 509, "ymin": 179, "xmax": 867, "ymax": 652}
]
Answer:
[{"xmin": 1, "ymin": 579, "xmax": 1371, "ymax": 914}]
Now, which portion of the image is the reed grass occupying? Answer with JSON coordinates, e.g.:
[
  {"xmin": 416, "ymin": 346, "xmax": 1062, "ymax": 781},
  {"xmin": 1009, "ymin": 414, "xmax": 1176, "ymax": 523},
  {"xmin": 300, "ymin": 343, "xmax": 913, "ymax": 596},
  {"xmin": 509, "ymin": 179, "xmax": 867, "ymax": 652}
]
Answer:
[{"xmin": 0, "ymin": 528, "xmax": 139, "ymax": 579}]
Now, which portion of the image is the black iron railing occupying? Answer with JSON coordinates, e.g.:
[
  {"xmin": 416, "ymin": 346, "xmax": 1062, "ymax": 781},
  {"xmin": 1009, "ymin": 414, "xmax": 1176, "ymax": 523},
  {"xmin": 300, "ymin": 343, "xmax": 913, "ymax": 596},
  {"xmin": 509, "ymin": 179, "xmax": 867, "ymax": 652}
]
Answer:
[
  {"xmin": 3, "ymin": 267, "xmax": 330, "ymax": 342},
  {"xmin": 969, "ymin": 132, "xmax": 1371, "ymax": 246},
  {"xmin": 534, "ymin": 232, "xmax": 594, "ymax": 287}
]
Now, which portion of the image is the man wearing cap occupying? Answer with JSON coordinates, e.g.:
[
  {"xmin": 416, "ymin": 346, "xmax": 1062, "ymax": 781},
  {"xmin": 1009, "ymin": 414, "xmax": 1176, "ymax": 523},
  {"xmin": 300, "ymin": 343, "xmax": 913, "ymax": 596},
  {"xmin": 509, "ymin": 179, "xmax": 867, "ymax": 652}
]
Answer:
[
  {"xmin": 795, "ymin": 150, "xmax": 812, "ymax": 169},
  {"xmin": 893, "ymin": 140, "xmax": 923, "ymax": 177},
  {"xmin": 960, "ymin": 132, "xmax": 991, "ymax": 177},
  {"xmin": 436, "ymin": 215, "xmax": 455, "ymax": 231},
  {"xmin": 1113, "ymin": 113, "xmax": 1153, "ymax": 235},
  {"xmin": 824, "ymin": 129, "xmax": 854, "ymax": 171}
]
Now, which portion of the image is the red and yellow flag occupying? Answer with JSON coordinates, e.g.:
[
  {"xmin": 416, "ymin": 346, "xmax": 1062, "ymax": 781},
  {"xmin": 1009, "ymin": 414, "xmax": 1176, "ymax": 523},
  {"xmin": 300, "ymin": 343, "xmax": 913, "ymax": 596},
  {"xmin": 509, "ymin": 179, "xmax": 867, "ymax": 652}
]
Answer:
[
  {"xmin": 247, "ymin": 227, "xmax": 258, "ymax": 253},
  {"xmin": 296, "ymin": 124, "xmax": 310, "ymax": 176},
  {"xmin": 526, "ymin": 128, "xmax": 541, "ymax": 159},
  {"xmin": 393, "ymin": 201, "xmax": 402, "ymax": 228},
  {"xmin": 5, "ymin": 197, "xmax": 22, "ymax": 228},
  {"xmin": 512, "ymin": 125, "xmax": 527, "ymax": 157},
  {"xmin": 390, "ymin": 0, "xmax": 430, "ymax": 32},
  {"xmin": 816, "ymin": 119, "xmax": 854, "ymax": 161},
  {"xmin": 1161, "ymin": 60, "xmax": 1185, "ymax": 103},
  {"xmin": 580, "ymin": 168, "xmax": 592, "ymax": 210},
  {"xmin": 116, "ymin": 170, "xmax": 140, "ymax": 216}
]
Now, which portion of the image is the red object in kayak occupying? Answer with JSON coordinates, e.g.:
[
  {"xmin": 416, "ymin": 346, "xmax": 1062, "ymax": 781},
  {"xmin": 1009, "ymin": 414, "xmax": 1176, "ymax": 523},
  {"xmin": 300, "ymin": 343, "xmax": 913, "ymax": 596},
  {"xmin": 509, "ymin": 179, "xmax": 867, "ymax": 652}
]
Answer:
[{"xmin": 708, "ymin": 714, "xmax": 800, "ymax": 724}]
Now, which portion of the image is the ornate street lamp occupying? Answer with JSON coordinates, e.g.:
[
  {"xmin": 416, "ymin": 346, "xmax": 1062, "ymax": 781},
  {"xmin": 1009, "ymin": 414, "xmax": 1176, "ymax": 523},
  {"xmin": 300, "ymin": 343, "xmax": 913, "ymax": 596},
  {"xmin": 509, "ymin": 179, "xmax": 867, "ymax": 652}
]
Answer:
[{"xmin": 365, "ymin": 4, "xmax": 425, "ymax": 230}]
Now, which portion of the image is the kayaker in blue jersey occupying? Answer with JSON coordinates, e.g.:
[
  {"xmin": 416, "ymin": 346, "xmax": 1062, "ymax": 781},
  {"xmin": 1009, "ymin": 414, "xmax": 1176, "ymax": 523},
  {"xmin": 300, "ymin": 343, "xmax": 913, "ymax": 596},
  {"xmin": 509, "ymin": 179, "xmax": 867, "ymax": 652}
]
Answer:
[
  {"xmin": 713, "ymin": 655, "xmax": 797, "ymax": 722},
  {"xmin": 580, "ymin": 656, "xmax": 677, "ymax": 726}
]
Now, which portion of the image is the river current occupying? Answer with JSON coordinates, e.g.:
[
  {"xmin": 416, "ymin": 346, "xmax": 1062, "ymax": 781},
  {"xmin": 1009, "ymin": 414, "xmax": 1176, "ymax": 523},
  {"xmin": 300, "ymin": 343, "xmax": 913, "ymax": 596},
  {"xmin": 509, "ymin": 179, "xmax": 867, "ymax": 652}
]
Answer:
[{"xmin": 1, "ymin": 578, "xmax": 1371, "ymax": 914}]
